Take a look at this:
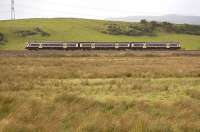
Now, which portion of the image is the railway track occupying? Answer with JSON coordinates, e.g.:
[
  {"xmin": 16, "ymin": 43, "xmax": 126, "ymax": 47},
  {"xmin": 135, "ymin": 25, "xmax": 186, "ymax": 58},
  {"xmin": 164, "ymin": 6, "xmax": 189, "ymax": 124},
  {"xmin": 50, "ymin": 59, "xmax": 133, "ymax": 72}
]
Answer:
[{"xmin": 0, "ymin": 50, "xmax": 200, "ymax": 57}]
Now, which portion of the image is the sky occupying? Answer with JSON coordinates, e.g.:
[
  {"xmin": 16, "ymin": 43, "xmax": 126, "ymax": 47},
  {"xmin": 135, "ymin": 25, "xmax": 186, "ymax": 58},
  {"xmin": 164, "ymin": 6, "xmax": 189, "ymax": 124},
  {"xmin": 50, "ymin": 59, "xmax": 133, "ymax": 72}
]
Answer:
[{"xmin": 0, "ymin": 0, "xmax": 200, "ymax": 20}]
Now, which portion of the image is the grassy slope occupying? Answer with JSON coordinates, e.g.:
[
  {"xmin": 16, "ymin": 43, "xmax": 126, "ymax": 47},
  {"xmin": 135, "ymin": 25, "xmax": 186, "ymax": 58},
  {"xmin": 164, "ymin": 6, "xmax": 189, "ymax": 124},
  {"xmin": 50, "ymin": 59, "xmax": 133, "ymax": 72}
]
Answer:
[{"xmin": 0, "ymin": 18, "xmax": 200, "ymax": 50}]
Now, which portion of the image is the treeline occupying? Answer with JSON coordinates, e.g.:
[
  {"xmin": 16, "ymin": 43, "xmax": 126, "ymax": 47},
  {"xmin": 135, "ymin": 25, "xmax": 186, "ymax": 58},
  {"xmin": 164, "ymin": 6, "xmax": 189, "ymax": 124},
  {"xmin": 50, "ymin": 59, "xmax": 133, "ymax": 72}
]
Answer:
[{"xmin": 104, "ymin": 19, "xmax": 200, "ymax": 36}]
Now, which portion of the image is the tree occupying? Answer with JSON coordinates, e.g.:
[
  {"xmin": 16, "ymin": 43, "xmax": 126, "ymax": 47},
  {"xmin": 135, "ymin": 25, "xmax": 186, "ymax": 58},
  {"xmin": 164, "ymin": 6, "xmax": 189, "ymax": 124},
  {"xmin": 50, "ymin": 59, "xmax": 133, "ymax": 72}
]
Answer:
[
  {"xmin": 0, "ymin": 33, "xmax": 4, "ymax": 42},
  {"xmin": 34, "ymin": 27, "xmax": 50, "ymax": 37},
  {"xmin": 126, "ymin": 25, "xmax": 143, "ymax": 36},
  {"xmin": 162, "ymin": 22, "xmax": 175, "ymax": 32},
  {"xmin": 140, "ymin": 19, "xmax": 148, "ymax": 25},
  {"xmin": 150, "ymin": 21, "xmax": 160, "ymax": 28}
]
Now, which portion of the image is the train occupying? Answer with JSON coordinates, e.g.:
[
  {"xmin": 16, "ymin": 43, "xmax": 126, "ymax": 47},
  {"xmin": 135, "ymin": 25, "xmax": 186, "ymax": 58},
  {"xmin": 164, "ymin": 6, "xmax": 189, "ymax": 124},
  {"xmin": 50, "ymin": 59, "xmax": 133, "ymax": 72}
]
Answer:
[{"xmin": 25, "ymin": 41, "xmax": 181, "ymax": 50}]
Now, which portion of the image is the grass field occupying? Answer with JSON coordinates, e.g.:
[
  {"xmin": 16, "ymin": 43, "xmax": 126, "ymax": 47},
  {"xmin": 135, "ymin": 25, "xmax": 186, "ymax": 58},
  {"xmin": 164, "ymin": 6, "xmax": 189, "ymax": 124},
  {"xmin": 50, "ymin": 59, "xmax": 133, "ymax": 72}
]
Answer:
[
  {"xmin": 0, "ymin": 53, "xmax": 200, "ymax": 132},
  {"xmin": 0, "ymin": 18, "xmax": 200, "ymax": 50}
]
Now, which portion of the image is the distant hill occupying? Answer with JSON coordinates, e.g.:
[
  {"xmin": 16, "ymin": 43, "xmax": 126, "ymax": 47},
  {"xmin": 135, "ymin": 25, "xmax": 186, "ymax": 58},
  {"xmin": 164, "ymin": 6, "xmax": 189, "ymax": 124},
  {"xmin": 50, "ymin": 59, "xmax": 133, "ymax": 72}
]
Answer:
[
  {"xmin": 108, "ymin": 14, "xmax": 200, "ymax": 25},
  {"xmin": 0, "ymin": 18, "xmax": 200, "ymax": 50}
]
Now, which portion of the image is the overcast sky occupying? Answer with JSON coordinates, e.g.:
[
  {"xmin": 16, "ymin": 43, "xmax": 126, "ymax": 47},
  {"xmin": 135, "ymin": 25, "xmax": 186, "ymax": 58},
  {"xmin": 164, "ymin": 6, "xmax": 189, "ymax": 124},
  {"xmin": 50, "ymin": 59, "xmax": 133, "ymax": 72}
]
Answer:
[{"xmin": 0, "ymin": 0, "xmax": 200, "ymax": 20}]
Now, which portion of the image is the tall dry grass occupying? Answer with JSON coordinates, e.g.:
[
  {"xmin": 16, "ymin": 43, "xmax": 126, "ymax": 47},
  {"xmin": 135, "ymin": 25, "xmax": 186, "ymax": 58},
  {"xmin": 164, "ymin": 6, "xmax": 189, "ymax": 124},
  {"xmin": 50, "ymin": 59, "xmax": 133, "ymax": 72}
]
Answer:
[{"xmin": 0, "ymin": 56, "xmax": 199, "ymax": 132}]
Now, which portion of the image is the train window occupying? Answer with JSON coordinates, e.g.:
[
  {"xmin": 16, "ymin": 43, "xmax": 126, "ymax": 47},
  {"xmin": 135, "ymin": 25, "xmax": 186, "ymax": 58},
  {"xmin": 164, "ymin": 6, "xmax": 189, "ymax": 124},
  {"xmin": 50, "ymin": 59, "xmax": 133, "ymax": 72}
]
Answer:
[
  {"xmin": 82, "ymin": 44, "xmax": 92, "ymax": 47},
  {"xmin": 95, "ymin": 43, "xmax": 115, "ymax": 47},
  {"xmin": 43, "ymin": 42, "xmax": 62, "ymax": 44},
  {"xmin": 42, "ymin": 43, "xmax": 63, "ymax": 46},
  {"xmin": 169, "ymin": 44, "xmax": 178, "ymax": 47},
  {"xmin": 133, "ymin": 44, "xmax": 144, "ymax": 46},
  {"xmin": 118, "ymin": 43, "xmax": 129, "ymax": 47},
  {"xmin": 95, "ymin": 44, "xmax": 115, "ymax": 47},
  {"xmin": 146, "ymin": 44, "xmax": 166, "ymax": 46},
  {"xmin": 42, "ymin": 44, "xmax": 47, "ymax": 46},
  {"xmin": 67, "ymin": 43, "xmax": 78, "ymax": 47},
  {"xmin": 30, "ymin": 44, "xmax": 40, "ymax": 46},
  {"xmin": 49, "ymin": 44, "xmax": 62, "ymax": 46}
]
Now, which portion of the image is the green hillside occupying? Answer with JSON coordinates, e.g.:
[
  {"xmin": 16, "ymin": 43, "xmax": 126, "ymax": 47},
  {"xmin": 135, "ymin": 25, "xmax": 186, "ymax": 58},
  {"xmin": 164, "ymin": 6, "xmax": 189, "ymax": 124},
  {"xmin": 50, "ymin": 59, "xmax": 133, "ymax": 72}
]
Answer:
[{"xmin": 0, "ymin": 18, "xmax": 200, "ymax": 50}]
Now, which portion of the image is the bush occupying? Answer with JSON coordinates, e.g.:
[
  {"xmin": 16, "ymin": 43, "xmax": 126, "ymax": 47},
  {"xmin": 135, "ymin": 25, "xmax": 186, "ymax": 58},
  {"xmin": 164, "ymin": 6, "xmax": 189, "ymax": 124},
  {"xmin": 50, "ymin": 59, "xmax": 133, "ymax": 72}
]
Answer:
[
  {"xmin": 162, "ymin": 22, "xmax": 176, "ymax": 32},
  {"xmin": 104, "ymin": 21, "xmax": 200, "ymax": 36},
  {"xmin": 0, "ymin": 32, "xmax": 6, "ymax": 44},
  {"xmin": 106, "ymin": 23, "xmax": 155, "ymax": 36},
  {"xmin": 34, "ymin": 27, "xmax": 50, "ymax": 37},
  {"xmin": 106, "ymin": 24, "xmax": 123, "ymax": 35},
  {"xmin": 140, "ymin": 19, "xmax": 148, "ymax": 25},
  {"xmin": 15, "ymin": 27, "xmax": 50, "ymax": 37},
  {"xmin": 0, "ymin": 32, "xmax": 4, "ymax": 41},
  {"xmin": 16, "ymin": 30, "xmax": 37, "ymax": 37},
  {"xmin": 175, "ymin": 24, "xmax": 200, "ymax": 35}
]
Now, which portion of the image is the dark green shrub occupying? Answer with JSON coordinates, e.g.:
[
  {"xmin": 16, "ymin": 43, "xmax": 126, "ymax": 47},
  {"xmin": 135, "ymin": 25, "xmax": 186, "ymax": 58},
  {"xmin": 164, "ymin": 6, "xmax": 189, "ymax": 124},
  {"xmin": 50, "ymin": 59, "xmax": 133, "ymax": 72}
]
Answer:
[
  {"xmin": 0, "ymin": 32, "xmax": 7, "ymax": 44},
  {"xmin": 15, "ymin": 27, "xmax": 50, "ymax": 37},
  {"xmin": 104, "ymin": 21, "xmax": 200, "ymax": 36}
]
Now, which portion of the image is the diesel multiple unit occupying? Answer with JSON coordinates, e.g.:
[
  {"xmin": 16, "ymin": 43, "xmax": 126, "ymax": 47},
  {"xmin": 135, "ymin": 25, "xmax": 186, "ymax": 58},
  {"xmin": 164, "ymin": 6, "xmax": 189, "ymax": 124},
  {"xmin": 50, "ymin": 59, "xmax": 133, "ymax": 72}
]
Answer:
[{"xmin": 26, "ymin": 41, "xmax": 181, "ymax": 50}]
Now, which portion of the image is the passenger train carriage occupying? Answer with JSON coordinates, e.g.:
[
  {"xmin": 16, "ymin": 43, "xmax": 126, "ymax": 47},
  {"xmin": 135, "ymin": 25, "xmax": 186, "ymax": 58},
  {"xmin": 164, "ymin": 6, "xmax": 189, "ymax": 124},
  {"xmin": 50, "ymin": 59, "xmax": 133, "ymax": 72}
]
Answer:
[{"xmin": 26, "ymin": 41, "xmax": 181, "ymax": 50}]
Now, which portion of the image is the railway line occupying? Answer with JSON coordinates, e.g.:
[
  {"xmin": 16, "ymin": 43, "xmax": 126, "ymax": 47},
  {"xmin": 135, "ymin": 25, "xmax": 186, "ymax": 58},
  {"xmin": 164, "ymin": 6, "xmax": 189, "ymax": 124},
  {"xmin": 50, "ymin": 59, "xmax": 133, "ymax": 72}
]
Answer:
[
  {"xmin": 0, "ymin": 50, "xmax": 200, "ymax": 57},
  {"xmin": 1, "ymin": 41, "xmax": 200, "ymax": 57}
]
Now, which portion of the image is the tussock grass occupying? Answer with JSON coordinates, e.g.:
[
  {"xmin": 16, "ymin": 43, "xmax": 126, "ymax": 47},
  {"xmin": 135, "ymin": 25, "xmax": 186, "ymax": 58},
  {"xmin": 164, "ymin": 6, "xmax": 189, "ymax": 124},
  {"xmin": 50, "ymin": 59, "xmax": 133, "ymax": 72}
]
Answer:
[
  {"xmin": 185, "ymin": 89, "xmax": 200, "ymax": 100},
  {"xmin": 0, "ymin": 56, "xmax": 200, "ymax": 131}
]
